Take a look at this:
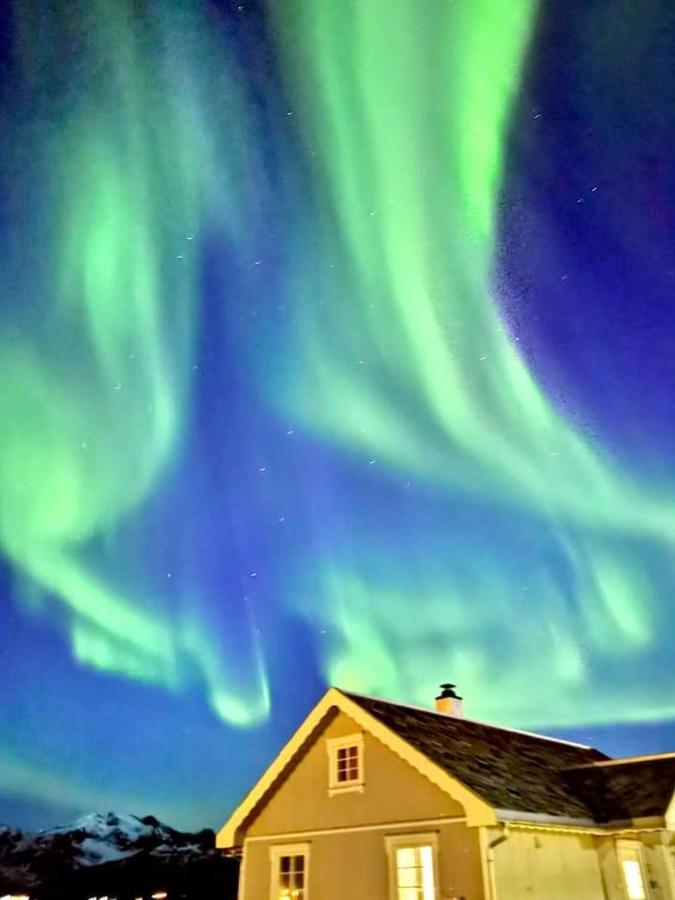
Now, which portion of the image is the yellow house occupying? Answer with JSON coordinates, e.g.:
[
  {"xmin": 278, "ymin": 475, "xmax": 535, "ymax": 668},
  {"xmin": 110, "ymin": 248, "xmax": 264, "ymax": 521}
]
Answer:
[{"xmin": 217, "ymin": 685, "xmax": 675, "ymax": 900}]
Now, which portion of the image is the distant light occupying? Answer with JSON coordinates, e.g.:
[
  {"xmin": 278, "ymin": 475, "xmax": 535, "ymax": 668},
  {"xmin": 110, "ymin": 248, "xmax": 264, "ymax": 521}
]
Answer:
[{"xmin": 152, "ymin": 892, "xmax": 168, "ymax": 899}]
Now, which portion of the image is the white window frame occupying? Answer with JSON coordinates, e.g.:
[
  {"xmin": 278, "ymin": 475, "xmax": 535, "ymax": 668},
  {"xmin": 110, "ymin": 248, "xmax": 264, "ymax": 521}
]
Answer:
[
  {"xmin": 616, "ymin": 839, "xmax": 650, "ymax": 900},
  {"xmin": 384, "ymin": 832, "xmax": 440, "ymax": 900},
  {"xmin": 269, "ymin": 842, "xmax": 310, "ymax": 900},
  {"xmin": 326, "ymin": 733, "xmax": 365, "ymax": 796}
]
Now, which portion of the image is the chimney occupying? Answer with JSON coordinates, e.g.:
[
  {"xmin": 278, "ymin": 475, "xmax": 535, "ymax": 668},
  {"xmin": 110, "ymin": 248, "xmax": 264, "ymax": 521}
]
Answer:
[{"xmin": 435, "ymin": 683, "xmax": 463, "ymax": 717}]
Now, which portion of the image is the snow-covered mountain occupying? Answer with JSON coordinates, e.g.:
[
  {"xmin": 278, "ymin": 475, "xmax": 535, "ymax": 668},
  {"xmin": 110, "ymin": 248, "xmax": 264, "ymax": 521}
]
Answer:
[{"xmin": 0, "ymin": 812, "xmax": 237, "ymax": 900}]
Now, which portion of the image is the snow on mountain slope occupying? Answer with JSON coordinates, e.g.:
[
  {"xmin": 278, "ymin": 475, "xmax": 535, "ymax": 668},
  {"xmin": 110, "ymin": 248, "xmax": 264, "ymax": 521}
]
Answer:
[{"xmin": 0, "ymin": 812, "xmax": 218, "ymax": 889}]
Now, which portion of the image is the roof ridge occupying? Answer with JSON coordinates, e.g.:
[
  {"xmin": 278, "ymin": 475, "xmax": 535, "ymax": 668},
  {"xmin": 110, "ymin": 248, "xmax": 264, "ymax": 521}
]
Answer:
[
  {"xmin": 567, "ymin": 750, "xmax": 675, "ymax": 770},
  {"xmin": 339, "ymin": 689, "xmax": 599, "ymax": 752}
]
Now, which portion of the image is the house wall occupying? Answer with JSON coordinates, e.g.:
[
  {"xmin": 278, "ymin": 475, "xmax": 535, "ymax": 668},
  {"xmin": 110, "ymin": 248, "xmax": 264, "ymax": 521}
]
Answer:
[
  {"xmin": 243, "ymin": 821, "xmax": 484, "ymax": 900},
  {"xmin": 664, "ymin": 835, "xmax": 675, "ymax": 897},
  {"xmin": 491, "ymin": 828, "xmax": 606, "ymax": 900},
  {"xmin": 245, "ymin": 710, "xmax": 465, "ymax": 836},
  {"xmin": 241, "ymin": 710, "xmax": 485, "ymax": 899},
  {"xmin": 632, "ymin": 832, "xmax": 673, "ymax": 900}
]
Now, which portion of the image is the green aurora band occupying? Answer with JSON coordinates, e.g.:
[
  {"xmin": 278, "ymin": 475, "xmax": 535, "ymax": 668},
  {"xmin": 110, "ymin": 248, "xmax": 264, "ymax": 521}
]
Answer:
[
  {"xmin": 1, "ymin": 0, "xmax": 673, "ymax": 757},
  {"xmin": 0, "ymin": 0, "xmax": 269, "ymax": 727},
  {"xmin": 273, "ymin": 0, "xmax": 675, "ymax": 725}
]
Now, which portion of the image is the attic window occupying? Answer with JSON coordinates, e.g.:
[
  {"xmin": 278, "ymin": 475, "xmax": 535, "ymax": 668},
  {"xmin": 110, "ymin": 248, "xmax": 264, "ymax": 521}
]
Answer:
[{"xmin": 326, "ymin": 733, "xmax": 364, "ymax": 795}]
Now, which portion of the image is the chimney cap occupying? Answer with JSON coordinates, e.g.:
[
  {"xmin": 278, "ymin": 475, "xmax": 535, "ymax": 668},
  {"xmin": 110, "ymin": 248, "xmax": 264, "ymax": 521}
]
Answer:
[{"xmin": 436, "ymin": 683, "xmax": 462, "ymax": 700}]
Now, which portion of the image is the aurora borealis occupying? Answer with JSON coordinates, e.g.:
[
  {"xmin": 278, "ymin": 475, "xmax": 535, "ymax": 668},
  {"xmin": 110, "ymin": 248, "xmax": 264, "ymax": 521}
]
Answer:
[{"xmin": 1, "ymin": 0, "xmax": 675, "ymax": 829}]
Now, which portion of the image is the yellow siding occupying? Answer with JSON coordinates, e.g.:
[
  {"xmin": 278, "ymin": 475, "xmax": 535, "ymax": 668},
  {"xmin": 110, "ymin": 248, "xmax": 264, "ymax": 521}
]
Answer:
[
  {"xmin": 492, "ymin": 828, "xmax": 605, "ymax": 900},
  {"xmin": 639, "ymin": 834, "xmax": 669, "ymax": 900},
  {"xmin": 595, "ymin": 836, "xmax": 622, "ymax": 899},
  {"xmin": 244, "ymin": 821, "xmax": 483, "ymax": 900},
  {"xmin": 245, "ymin": 710, "xmax": 465, "ymax": 837}
]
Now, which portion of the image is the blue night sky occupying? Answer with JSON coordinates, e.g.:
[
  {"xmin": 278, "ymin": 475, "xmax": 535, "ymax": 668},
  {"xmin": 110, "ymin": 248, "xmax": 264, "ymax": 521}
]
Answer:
[{"xmin": 1, "ymin": 0, "xmax": 675, "ymax": 831}]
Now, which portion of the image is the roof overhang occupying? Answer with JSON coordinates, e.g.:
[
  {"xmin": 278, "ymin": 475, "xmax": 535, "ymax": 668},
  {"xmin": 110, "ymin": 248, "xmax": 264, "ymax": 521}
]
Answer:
[
  {"xmin": 216, "ymin": 687, "xmax": 495, "ymax": 847},
  {"xmin": 495, "ymin": 810, "xmax": 667, "ymax": 835},
  {"xmin": 495, "ymin": 809, "xmax": 596, "ymax": 829}
]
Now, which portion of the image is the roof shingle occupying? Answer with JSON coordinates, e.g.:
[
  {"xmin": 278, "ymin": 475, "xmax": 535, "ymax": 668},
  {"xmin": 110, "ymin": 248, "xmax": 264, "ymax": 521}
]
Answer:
[
  {"xmin": 344, "ymin": 691, "xmax": 611, "ymax": 819},
  {"xmin": 564, "ymin": 756, "xmax": 675, "ymax": 822}
]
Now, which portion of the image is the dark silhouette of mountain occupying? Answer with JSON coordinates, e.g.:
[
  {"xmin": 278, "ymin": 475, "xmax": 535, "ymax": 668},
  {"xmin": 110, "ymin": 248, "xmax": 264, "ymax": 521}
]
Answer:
[{"xmin": 0, "ymin": 812, "xmax": 238, "ymax": 900}]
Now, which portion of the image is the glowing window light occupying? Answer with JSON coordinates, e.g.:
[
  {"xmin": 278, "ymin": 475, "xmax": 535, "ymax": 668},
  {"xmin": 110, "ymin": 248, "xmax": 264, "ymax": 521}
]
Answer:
[
  {"xmin": 276, "ymin": 854, "xmax": 306, "ymax": 899},
  {"xmin": 2, "ymin": 895, "xmax": 31, "ymax": 900},
  {"xmin": 395, "ymin": 845, "xmax": 435, "ymax": 900},
  {"xmin": 621, "ymin": 858, "xmax": 646, "ymax": 900}
]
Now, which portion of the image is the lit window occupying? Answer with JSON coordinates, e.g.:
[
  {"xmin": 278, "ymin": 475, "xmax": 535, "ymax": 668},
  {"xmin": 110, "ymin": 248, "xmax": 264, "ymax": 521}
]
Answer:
[
  {"xmin": 326, "ymin": 734, "xmax": 364, "ymax": 794},
  {"xmin": 385, "ymin": 834, "xmax": 438, "ymax": 900},
  {"xmin": 617, "ymin": 843, "xmax": 647, "ymax": 900},
  {"xmin": 395, "ymin": 846, "xmax": 435, "ymax": 900},
  {"xmin": 270, "ymin": 844, "xmax": 309, "ymax": 900}
]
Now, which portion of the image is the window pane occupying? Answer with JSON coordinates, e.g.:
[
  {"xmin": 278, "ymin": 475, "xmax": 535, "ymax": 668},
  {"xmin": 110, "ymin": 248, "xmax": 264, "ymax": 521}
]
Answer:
[
  {"xmin": 396, "ymin": 846, "xmax": 434, "ymax": 900},
  {"xmin": 397, "ymin": 889, "xmax": 422, "ymax": 900},
  {"xmin": 397, "ymin": 847, "xmax": 418, "ymax": 868},
  {"xmin": 336, "ymin": 752, "xmax": 359, "ymax": 782},
  {"xmin": 622, "ymin": 859, "xmax": 646, "ymax": 900},
  {"xmin": 277, "ymin": 853, "xmax": 306, "ymax": 900},
  {"xmin": 398, "ymin": 866, "xmax": 421, "ymax": 888}
]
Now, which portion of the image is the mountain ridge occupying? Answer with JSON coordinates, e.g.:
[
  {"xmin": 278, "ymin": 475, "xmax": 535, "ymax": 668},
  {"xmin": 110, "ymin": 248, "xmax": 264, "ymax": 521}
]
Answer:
[{"xmin": 0, "ymin": 811, "xmax": 237, "ymax": 900}]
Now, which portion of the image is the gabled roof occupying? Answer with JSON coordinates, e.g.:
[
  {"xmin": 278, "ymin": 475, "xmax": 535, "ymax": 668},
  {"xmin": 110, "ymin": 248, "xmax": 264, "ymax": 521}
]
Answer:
[
  {"xmin": 217, "ymin": 687, "xmax": 675, "ymax": 847},
  {"xmin": 217, "ymin": 687, "xmax": 496, "ymax": 847},
  {"xmin": 564, "ymin": 754, "xmax": 675, "ymax": 823},
  {"xmin": 344, "ymin": 692, "xmax": 608, "ymax": 820}
]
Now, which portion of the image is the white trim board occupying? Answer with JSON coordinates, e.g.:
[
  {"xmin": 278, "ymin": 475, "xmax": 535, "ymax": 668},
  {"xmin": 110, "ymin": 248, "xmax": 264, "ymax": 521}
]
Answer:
[{"xmin": 245, "ymin": 815, "xmax": 467, "ymax": 843}]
